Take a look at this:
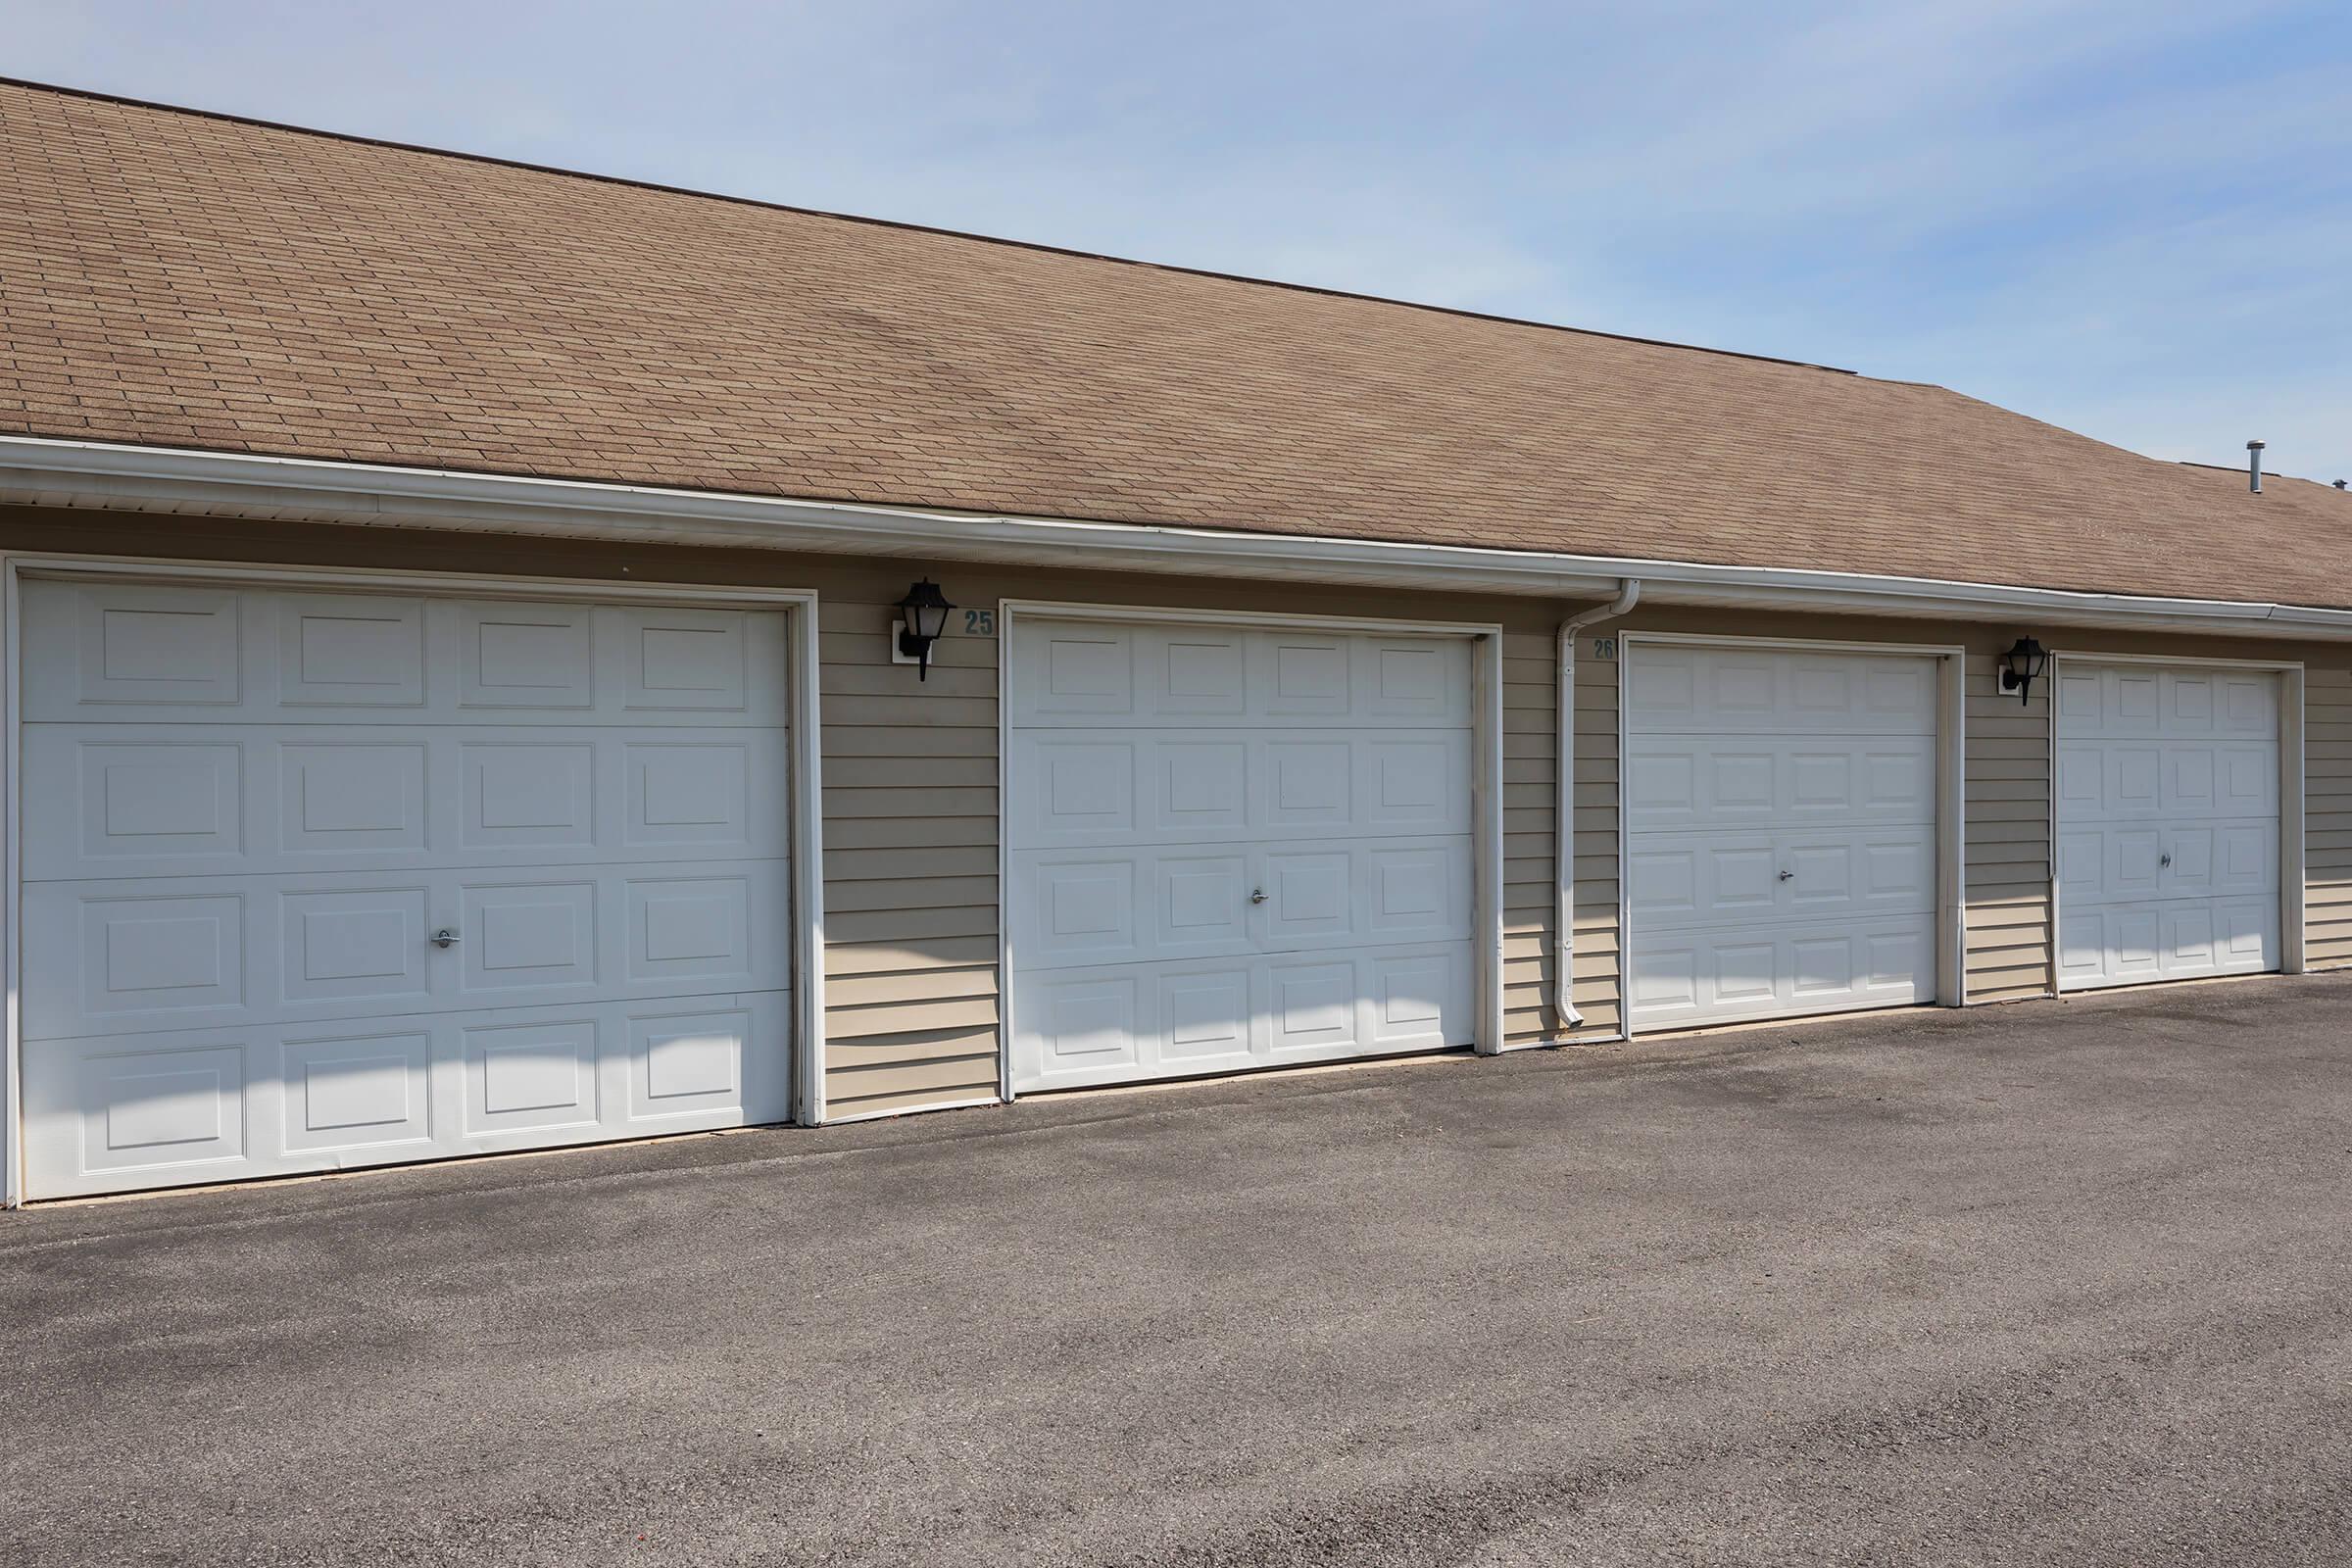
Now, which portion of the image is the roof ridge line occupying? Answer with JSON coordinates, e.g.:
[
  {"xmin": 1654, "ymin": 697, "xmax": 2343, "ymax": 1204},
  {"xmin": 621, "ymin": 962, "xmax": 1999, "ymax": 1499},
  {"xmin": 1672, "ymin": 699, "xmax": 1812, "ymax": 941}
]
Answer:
[{"xmin": 0, "ymin": 74, "xmax": 1862, "ymax": 379}]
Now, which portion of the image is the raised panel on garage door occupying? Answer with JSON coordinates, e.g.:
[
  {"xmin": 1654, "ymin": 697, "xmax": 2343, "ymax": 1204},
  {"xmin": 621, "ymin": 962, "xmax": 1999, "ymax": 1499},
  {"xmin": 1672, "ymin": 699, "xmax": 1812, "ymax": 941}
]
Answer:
[
  {"xmin": 1625, "ymin": 644, "xmax": 1940, "ymax": 1030},
  {"xmin": 1008, "ymin": 619, "xmax": 1477, "ymax": 1091},
  {"xmin": 2054, "ymin": 662, "xmax": 2281, "ymax": 991},
  {"xmin": 16, "ymin": 579, "xmax": 797, "ymax": 1199}
]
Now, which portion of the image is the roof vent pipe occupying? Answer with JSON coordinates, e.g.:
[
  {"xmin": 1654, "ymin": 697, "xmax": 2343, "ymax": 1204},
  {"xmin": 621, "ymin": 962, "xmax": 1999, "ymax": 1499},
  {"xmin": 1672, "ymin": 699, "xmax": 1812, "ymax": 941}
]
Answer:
[
  {"xmin": 2249, "ymin": 439, "xmax": 2266, "ymax": 494},
  {"xmin": 1555, "ymin": 578, "xmax": 1640, "ymax": 1031}
]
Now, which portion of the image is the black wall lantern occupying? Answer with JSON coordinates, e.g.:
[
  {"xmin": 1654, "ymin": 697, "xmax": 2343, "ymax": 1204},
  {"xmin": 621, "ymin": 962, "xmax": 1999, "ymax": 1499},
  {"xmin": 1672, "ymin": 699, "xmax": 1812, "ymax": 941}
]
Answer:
[
  {"xmin": 1997, "ymin": 636, "xmax": 2048, "ymax": 706},
  {"xmin": 895, "ymin": 579, "xmax": 955, "ymax": 680}
]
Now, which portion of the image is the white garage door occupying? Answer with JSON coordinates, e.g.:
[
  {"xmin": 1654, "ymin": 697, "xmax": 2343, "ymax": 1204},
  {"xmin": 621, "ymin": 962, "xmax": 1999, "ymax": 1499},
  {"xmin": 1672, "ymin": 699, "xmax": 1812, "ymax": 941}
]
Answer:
[
  {"xmin": 1625, "ymin": 643, "xmax": 1941, "ymax": 1029},
  {"xmin": 1007, "ymin": 618, "xmax": 1477, "ymax": 1092},
  {"xmin": 2055, "ymin": 662, "xmax": 2280, "ymax": 990},
  {"xmin": 17, "ymin": 578, "xmax": 796, "ymax": 1199}
]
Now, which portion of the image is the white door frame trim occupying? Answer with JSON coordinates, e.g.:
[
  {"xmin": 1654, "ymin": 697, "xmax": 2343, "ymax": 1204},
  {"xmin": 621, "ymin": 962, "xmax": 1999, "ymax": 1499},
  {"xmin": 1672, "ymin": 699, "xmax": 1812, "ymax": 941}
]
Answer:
[
  {"xmin": 2046, "ymin": 650, "xmax": 2307, "ymax": 993},
  {"xmin": 0, "ymin": 553, "xmax": 828, "ymax": 1207},
  {"xmin": 995, "ymin": 599, "xmax": 1509, "ymax": 1100},
  {"xmin": 1616, "ymin": 632, "xmax": 1970, "ymax": 1039}
]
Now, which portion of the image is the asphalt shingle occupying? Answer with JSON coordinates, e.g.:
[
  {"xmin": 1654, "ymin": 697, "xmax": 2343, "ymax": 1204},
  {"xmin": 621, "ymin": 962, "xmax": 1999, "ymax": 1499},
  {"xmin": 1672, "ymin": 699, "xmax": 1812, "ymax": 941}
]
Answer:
[{"xmin": 3, "ymin": 78, "xmax": 2349, "ymax": 605}]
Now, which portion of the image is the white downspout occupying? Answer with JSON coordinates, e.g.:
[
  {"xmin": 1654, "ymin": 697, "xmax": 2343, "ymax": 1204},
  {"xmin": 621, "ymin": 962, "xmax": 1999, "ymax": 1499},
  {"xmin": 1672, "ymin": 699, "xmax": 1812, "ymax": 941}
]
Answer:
[{"xmin": 1556, "ymin": 579, "xmax": 1641, "ymax": 1029}]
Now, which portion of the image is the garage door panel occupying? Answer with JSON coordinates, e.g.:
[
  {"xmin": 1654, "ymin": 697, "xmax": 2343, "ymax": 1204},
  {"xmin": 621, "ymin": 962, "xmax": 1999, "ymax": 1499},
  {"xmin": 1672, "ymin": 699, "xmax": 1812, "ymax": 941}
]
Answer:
[
  {"xmin": 1154, "ymin": 740, "xmax": 1249, "ymax": 834},
  {"xmin": 1262, "ymin": 850, "xmax": 1354, "ymax": 942},
  {"xmin": 19, "ymin": 991, "xmax": 792, "ymax": 1199},
  {"xmin": 1628, "ymin": 646, "xmax": 1937, "ymax": 735},
  {"xmin": 2059, "ymin": 662, "xmax": 2278, "ymax": 740},
  {"xmin": 458, "ymin": 601, "xmax": 595, "ymax": 708},
  {"xmin": 23, "ymin": 723, "xmax": 787, "ymax": 879},
  {"xmin": 1013, "ymin": 836, "xmax": 1471, "ymax": 971},
  {"xmin": 1365, "ymin": 843, "xmax": 1470, "ymax": 940},
  {"xmin": 284, "ymin": 1027, "xmax": 435, "ymax": 1154},
  {"xmin": 1628, "ymin": 917, "xmax": 1935, "ymax": 1027},
  {"xmin": 2060, "ymin": 820, "xmax": 2278, "ymax": 906},
  {"xmin": 24, "ymin": 583, "xmax": 790, "ymax": 727},
  {"xmin": 23, "ymin": 860, "xmax": 792, "ymax": 1042},
  {"xmin": 1625, "ymin": 735, "xmax": 1933, "ymax": 833},
  {"xmin": 1012, "ymin": 729, "xmax": 1469, "ymax": 849},
  {"xmin": 1628, "ymin": 826, "xmax": 1934, "ymax": 931},
  {"xmin": 279, "ymin": 593, "xmax": 428, "ymax": 707},
  {"xmin": 2058, "ymin": 900, "xmax": 2277, "ymax": 988},
  {"xmin": 1021, "ymin": 855, "xmax": 1144, "ymax": 967},
  {"xmin": 1015, "ymin": 941, "xmax": 1472, "ymax": 1087},
  {"xmin": 2058, "ymin": 740, "xmax": 2277, "ymax": 821},
  {"xmin": 1010, "ymin": 622, "xmax": 1470, "ymax": 730},
  {"xmin": 1159, "ymin": 967, "xmax": 1254, "ymax": 1065}
]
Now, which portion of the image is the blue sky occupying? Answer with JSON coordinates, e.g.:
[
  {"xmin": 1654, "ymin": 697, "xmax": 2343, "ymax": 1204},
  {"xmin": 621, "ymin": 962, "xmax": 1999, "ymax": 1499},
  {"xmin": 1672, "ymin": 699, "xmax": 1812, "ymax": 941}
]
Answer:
[{"xmin": 17, "ymin": 1, "xmax": 2352, "ymax": 483}]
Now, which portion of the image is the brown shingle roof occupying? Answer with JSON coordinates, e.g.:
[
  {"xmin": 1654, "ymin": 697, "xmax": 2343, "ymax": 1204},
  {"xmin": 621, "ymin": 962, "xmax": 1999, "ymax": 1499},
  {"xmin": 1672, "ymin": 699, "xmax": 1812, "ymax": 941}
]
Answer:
[{"xmin": 3, "ymin": 78, "xmax": 2348, "ymax": 607}]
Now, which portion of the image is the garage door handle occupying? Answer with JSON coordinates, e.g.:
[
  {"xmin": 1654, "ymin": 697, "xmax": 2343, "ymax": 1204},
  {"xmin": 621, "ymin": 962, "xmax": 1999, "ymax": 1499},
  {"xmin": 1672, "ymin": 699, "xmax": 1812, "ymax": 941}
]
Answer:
[
  {"xmin": 1777, "ymin": 869, "xmax": 1793, "ymax": 882},
  {"xmin": 1249, "ymin": 888, "xmax": 1268, "ymax": 905},
  {"xmin": 2159, "ymin": 854, "xmax": 2173, "ymax": 868},
  {"xmin": 431, "ymin": 928, "xmax": 463, "ymax": 949}
]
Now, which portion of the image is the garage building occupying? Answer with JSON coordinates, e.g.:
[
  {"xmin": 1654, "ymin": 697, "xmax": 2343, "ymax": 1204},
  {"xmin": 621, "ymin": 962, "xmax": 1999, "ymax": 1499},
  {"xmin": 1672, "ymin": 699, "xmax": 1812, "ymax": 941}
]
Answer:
[{"xmin": 1, "ymin": 80, "xmax": 2347, "ymax": 1201}]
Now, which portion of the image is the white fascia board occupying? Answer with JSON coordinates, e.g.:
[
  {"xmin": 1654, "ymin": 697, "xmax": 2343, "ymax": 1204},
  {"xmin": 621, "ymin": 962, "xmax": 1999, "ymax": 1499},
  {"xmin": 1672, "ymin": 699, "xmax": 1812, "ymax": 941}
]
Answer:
[{"xmin": 6, "ymin": 434, "xmax": 2352, "ymax": 640}]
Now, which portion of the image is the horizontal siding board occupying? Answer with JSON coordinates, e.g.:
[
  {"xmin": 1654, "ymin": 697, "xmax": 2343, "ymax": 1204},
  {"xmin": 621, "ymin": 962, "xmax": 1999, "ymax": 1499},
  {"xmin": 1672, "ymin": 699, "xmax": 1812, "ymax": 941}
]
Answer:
[
  {"xmin": 827, "ymin": 845, "xmax": 996, "ymax": 882},
  {"xmin": 826, "ymin": 1054, "xmax": 1003, "ymax": 1101},
  {"xmin": 1966, "ymin": 819, "xmax": 2051, "ymax": 847},
  {"xmin": 821, "ymin": 662, "xmax": 997, "ymax": 698},
  {"xmin": 1968, "ymin": 853, "xmax": 2050, "ymax": 879},
  {"xmin": 818, "ymin": 631, "xmax": 993, "ymax": 670},
  {"xmin": 1968, "ymin": 931, "xmax": 2048, "ymax": 959},
  {"xmin": 827, "ymin": 935, "xmax": 999, "ymax": 974},
  {"xmin": 826, "ymin": 874, "xmax": 995, "ymax": 913},
  {"xmin": 825, "ymin": 965, "xmax": 998, "ymax": 1007},
  {"xmin": 824, "ymin": 1024, "xmax": 998, "ymax": 1065},
  {"xmin": 824, "ymin": 905, "xmax": 997, "ymax": 944},
  {"xmin": 826, "ymin": 994, "xmax": 1000, "ymax": 1037},
  {"xmin": 1966, "ymin": 759, "xmax": 2052, "ymax": 782},
  {"xmin": 825, "ymin": 786, "xmax": 998, "ymax": 819},
  {"xmin": 821, "ymin": 724, "xmax": 996, "ymax": 758},
  {"xmin": 825, "ymin": 695, "xmax": 999, "ymax": 728},
  {"xmin": 1967, "ymin": 736, "xmax": 2053, "ymax": 760},
  {"xmin": 821, "ymin": 756, "xmax": 999, "ymax": 790},
  {"xmin": 822, "ymin": 814, "xmax": 997, "ymax": 851},
  {"xmin": 826, "ymin": 1081, "xmax": 1000, "ymax": 1120}
]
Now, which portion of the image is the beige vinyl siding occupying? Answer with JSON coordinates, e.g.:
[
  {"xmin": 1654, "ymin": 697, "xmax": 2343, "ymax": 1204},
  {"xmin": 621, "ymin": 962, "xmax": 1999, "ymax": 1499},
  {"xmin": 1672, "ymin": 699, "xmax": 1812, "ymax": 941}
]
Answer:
[
  {"xmin": 1500, "ymin": 634, "xmax": 1560, "ymax": 1045},
  {"xmin": 818, "ymin": 598, "xmax": 1003, "ymax": 1119},
  {"xmin": 1963, "ymin": 662, "xmax": 2053, "ymax": 1002},
  {"xmin": 1566, "ymin": 640, "xmax": 1623, "ymax": 1037},
  {"xmin": 2309, "ymin": 663, "xmax": 2352, "ymax": 968},
  {"xmin": 1500, "ymin": 629, "xmax": 1619, "ymax": 1046}
]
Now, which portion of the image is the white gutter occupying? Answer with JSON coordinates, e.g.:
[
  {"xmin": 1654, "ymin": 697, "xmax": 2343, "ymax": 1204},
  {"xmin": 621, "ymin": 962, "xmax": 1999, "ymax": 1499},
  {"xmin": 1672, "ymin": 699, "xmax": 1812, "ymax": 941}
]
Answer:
[
  {"xmin": 4, "ymin": 435, "xmax": 2352, "ymax": 638},
  {"xmin": 1555, "ymin": 579, "xmax": 1641, "ymax": 1027}
]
